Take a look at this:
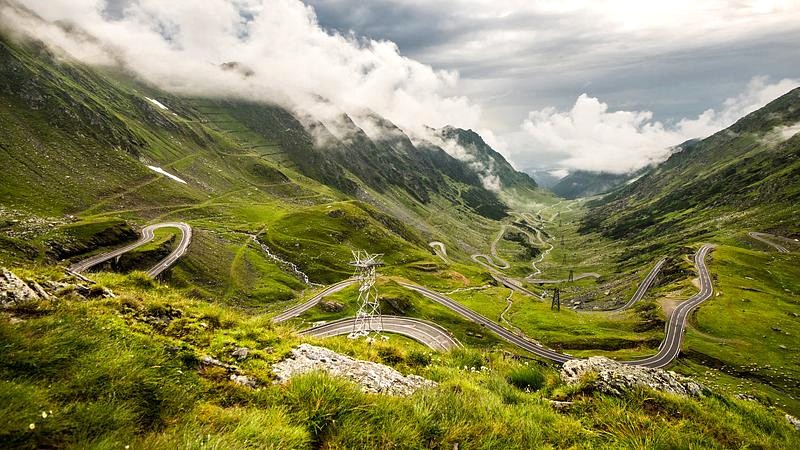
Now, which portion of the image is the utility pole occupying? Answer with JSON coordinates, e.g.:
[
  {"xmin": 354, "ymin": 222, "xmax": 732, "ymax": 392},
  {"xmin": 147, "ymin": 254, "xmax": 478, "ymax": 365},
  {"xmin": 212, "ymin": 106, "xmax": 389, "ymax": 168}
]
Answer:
[
  {"xmin": 551, "ymin": 288, "xmax": 560, "ymax": 311},
  {"xmin": 348, "ymin": 250, "xmax": 384, "ymax": 340}
]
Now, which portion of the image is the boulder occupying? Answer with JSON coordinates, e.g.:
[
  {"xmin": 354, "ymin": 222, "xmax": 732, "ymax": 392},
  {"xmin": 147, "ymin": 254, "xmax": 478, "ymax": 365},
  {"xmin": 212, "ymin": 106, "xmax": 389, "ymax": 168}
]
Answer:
[
  {"xmin": 272, "ymin": 344, "xmax": 436, "ymax": 396},
  {"xmin": 561, "ymin": 356, "xmax": 705, "ymax": 397}
]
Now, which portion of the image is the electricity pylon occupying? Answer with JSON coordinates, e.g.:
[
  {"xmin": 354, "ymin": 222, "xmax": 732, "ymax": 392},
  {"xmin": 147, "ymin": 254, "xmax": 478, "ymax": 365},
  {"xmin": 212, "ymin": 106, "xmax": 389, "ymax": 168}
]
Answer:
[
  {"xmin": 348, "ymin": 250, "xmax": 384, "ymax": 340},
  {"xmin": 551, "ymin": 288, "xmax": 560, "ymax": 311}
]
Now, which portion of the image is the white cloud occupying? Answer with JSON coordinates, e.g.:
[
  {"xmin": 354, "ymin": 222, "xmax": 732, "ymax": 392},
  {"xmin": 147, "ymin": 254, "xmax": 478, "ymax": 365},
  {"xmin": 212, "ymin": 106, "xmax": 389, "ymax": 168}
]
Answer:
[
  {"xmin": 2, "ymin": 1, "xmax": 798, "ymax": 179},
  {"xmin": 513, "ymin": 76, "xmax": 799, "ymax": 173},
  {"xmin": 1, "ymin": 0, "xmax": 482, "ymax": 138}
]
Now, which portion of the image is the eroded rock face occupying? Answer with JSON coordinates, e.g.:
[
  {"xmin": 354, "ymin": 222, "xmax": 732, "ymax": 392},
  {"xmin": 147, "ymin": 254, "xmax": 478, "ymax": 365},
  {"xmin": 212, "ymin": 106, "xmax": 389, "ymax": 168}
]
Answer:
[
  {"xmin": 272, "ymin": 344, "xmax": 436, "ymax": 396},
  {"xmin": 561, "ymin": 356, "xmax": 705, "ymax": 397}
]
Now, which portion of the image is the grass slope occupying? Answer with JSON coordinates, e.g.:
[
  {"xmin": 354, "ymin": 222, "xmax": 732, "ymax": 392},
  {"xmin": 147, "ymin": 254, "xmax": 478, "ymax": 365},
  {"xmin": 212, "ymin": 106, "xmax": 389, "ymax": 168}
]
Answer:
[{"xmin": 2, "ymin": 270, "xmax": 798, "ymax": 449}]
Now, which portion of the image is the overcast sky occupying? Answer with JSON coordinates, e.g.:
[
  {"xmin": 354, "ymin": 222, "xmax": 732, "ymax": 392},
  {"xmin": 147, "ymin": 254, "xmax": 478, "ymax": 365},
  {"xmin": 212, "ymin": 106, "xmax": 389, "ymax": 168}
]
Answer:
[
  {"xmin": 305, "ymin": 0, "xmax": 800, "ymax": 171},
  {"xmin": 5, "ymin": 0, "xmax": 800, "ymax": 174}
]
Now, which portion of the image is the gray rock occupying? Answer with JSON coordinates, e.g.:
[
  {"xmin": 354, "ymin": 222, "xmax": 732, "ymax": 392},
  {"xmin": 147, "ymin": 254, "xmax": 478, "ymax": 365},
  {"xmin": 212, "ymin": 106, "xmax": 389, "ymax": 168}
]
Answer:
[
  {"xmin": 736, "ymin": 393, "xmax": 757, "ymax": 402},
  {"xmin": 319, "ymin": 300, "xmax": 344, "ymax": 313},
  {"xmin": 272, "ymin": 344, "xmax": 436, "ymax": 396},
  {"xmin": 231, "ymin": 347, "xmax": 249, "ymax": 360},
  {"xmin": 200, "ymin": 355, "xmax": 237, "ymax": 372},
  {"xmin": 787, "ymin": 414, "xmax": 800, "ymax": 431},
  {"xmin": 1, "ymin": 268, "xmax": 43, "ymax": 308},
  {"xmin": 561, "ymin": 356, "xmax": 705, "ymax": 397},
  {"xmin": 549, "ymin": 400, "xmax": 573, "ymax": 410},
  {"xmin": 230, "ymin": 374, "xmax": 258, "ymax": 388}
]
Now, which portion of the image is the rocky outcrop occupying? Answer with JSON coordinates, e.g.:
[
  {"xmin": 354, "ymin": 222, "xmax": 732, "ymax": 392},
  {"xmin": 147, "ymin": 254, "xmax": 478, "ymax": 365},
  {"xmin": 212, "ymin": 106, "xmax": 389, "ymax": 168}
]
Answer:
[
  {"xmin": 200, "ymin": 355, "xmax": 259, "ymax": 388},
  {"xmin": 561, "ymin": 356, "xmax": 705, "ymax": 397},
  {"xmin": 272, "ymin": 344, "xmax": 436, "ymax": 396},
  {"xmin": 1, "ymin": 268, "xmax": 114, "ymax": 310},
  {"xmin": 1, "ymin": 268, "xmax": 46, "ymax": 308}
]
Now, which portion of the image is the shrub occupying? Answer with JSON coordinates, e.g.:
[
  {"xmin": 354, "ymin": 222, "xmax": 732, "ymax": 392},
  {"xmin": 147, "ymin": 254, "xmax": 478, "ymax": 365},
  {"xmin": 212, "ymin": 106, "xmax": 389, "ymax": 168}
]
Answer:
[
  {"xmin": 506, "ymin": 365, "xmax": 546, "ymax": 392},
  {"xmin": 407, "ymin": 350, "xmax": 432, "ymax": 367},
  {"xmin": 377, "ymin": 346, "xmax": 405, "ymax": 365}
]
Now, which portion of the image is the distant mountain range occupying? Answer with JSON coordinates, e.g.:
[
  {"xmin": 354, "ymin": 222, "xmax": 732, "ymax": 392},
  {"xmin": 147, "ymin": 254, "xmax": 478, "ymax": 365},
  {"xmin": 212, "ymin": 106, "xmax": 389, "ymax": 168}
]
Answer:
[
  {"xmin": 525, "ymin": 169, "xmax": 568, "ymax": 189},
  {"xmin": 550, "ymin": 170, "xmax": 640, "ymax": 199}
]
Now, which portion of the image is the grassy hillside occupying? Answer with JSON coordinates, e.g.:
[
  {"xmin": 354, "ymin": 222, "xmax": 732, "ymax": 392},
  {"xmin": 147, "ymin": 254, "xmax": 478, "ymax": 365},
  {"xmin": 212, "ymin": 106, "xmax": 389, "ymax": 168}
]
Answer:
[
  {"xmin": 2, "ymin": 269, "xmax": 798, "ymax": 449},
  {"xmin": 0, "ymin": 30, "xmax": 527, "ymax": 299},
  {"xmin": 2, "ymin": 16, "xmax": 800, "ymax": 450},
  {"xmin": 583, "ymin": 88, "xmax": 800, "ymax": 244}
]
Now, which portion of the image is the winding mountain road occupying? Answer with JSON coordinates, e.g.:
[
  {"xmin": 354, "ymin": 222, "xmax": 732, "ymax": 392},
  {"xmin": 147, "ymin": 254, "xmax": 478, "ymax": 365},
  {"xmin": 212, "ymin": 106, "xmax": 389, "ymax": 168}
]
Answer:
[
  {"xmin": 275, "ymin": 245, "xmax": 715, "ymax": 368},
  {"xmin": 69, "ymin": 222, "xmax": 192, "ymax": 278},
  {"xmin": 301, "ymin": 315, "xmax": 461, "ymax": 352},
  {"xmin": 748, "ymin": 232, "xmax": 790, "ymax": 253},
  {"xmin": 470, "ymin": 224, "xmax": 511, "ymax": 270},
  {"xmin": 428, "ymin": 241, "xmax": 449, "ymax": 263},
  {"xmin": 624, "ymin": 245, "xmax": 714, "ymax": 367},
  {"xmin": 398, "ymin": 280, "xmax": 573, "ymax": 363}
]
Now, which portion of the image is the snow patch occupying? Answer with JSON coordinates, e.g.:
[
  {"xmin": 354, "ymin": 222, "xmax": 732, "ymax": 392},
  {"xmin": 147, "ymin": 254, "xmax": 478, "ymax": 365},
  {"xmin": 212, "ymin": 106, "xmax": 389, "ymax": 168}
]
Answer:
[
  {"xmin": 146, "ymin": 165, "xmax": 187, "ymax": 184},
  {"xmin": 145, "ymin": 97, "xmax": 169, "ymax": 110},
  {"xmin": 548, "ymin": 168, "xmax": 569, "ymax": 179}
]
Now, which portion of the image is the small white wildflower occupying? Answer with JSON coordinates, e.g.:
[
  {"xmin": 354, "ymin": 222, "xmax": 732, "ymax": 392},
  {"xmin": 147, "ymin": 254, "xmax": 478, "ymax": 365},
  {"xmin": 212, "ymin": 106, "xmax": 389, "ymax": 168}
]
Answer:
[
  {"xmin": 29, "ymin": 423, "xmax": 35, "ymax": 430},
  {"xmin": 41, "ymin": 411, "xmax": 47, "ymax": 418}
]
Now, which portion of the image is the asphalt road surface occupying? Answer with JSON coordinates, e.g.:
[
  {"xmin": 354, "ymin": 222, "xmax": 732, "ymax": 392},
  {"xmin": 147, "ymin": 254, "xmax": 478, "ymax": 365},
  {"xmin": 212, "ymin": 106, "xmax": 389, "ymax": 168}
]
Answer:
[
  {"xmin": 609, "ymin": 258, "xmax": 666, "ymax": 312},
  {"xmin": 69, "ymin": 222, "xmax": 192, "ymax": 278},
  {"xmin": 428, "ymin": 241, "xmax": 449, "ymax": 263},
  {"xmin": 271, "ymin": 279, "xmax": 357, "ymax": 323},
  {"xmin": 624, "ymin": 245, "xmax": 714, "ymax": 368},
  {"xmin": 301, "ymin": 315, "xmax": 461, "ymax": 352},
  {"xmin": 398, "ymin": 280, "xmax": 573, "ymax": 363},
  {"xmin": 749, "ymin": 232, "xmax": 790, "ymax": 253}
]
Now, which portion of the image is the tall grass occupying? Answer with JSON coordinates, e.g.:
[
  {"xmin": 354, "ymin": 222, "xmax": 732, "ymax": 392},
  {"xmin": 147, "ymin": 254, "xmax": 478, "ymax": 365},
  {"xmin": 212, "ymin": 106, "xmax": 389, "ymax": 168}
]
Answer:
[{"xmin": 2, "ymin": 274, "xmax": 799, "ymax": 449}]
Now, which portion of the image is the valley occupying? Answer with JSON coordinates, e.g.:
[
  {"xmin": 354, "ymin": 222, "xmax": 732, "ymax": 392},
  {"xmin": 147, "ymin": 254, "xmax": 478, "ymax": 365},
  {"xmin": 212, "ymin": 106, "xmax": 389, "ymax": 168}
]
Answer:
[{"xmin": 1, "ymin": 8, "xmax": 799, "ymax": 448}]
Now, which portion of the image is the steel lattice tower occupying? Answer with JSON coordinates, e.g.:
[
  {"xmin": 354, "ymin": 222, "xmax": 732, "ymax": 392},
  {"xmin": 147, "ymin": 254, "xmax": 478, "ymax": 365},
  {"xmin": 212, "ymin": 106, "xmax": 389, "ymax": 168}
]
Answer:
[{"xmin": 347, "ymin": 250, "xmax": 384, "ymax": 340}]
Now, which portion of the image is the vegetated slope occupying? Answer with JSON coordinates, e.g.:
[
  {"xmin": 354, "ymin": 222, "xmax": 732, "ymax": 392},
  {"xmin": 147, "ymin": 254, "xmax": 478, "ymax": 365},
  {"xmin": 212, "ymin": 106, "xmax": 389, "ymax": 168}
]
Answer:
[
  {"xmin": 436, "ymin": 126, "xmax": 538, "ymax": 192},
  {"xmin": 204, "ymin": 100, "xmax": 510, "ymax": 219},
  {"xmin": 551, "ymin": 170, "xmax": 638, "ymax": 199},
  {"xmin": 583, "ymin": 88, "xmax": 800, "ymax": 243},
  {"xmin": 4, "ymin": 271, "xmax": 800, "ymax": 448},
  {"xmin": 0, "ymin": 26, "xmax": 535, "ymax": 297}
]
